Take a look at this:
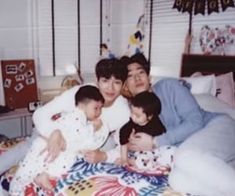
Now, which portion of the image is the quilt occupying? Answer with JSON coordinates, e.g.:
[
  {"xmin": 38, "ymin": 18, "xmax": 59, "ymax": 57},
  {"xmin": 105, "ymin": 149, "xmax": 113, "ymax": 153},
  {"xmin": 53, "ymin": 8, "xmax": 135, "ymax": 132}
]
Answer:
[{"xmin": 0, "ymin": 138, "xmax": 183, "ymax": 196}]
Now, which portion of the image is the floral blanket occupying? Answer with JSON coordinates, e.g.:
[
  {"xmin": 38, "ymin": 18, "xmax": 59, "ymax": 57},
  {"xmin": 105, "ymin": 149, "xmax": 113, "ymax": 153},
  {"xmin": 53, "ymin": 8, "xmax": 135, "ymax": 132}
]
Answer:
[{"xmin": 0, "ymin": 138, "xmax": 183, "ymax": 196}]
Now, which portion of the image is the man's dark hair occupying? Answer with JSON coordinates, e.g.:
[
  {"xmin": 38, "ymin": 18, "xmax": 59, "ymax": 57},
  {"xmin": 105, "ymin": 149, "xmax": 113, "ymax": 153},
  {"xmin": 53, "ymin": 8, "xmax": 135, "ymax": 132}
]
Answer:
[
  {"xmin": 130, "ymin": 91, "xmax": 161, "ymax": 117},
  {"xmin": 120, "ymin": 53, "xmax": 150, "ymax": 75},
  {"xmin": 95, "ymin": 58, "xmax": 127, "ymax": 83},
  {"xmin": 75, "ymin": 85, "xmax": 105, "ymax": 106}
]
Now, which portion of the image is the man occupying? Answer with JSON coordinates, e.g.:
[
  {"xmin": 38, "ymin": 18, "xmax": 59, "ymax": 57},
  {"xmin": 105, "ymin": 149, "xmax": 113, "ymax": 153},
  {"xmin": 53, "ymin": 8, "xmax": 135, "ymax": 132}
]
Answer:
[{"xmin": 122, "ymin": 53, "xmax": 235, "ymax": 196}]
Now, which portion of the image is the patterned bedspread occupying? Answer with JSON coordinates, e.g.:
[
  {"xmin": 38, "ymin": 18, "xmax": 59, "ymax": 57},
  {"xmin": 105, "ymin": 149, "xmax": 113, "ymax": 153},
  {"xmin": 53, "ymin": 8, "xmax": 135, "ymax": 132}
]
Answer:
[{"xmin": 0, "ymin": 138, "xmax": 183, "ymax": 196}]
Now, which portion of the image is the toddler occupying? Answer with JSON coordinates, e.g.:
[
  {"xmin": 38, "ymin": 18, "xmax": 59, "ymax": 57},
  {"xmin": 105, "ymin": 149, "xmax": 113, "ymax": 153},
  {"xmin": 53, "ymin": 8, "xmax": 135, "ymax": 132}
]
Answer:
[
  {"xmin": 10, "ymin": 85, "xmax": 109, "ymax": 195},
  {"xmin": 119, "ymin": 91, "xmax": 175, "ymax": 173}
]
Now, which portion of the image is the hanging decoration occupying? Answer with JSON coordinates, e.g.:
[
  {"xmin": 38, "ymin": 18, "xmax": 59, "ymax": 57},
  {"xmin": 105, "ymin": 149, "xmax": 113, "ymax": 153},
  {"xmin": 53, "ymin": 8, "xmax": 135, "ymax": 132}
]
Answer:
[
  {"xmin": 125, "ymin": 15, "xmax": 146, "ymax": 56},
  {"xmin": 173, "ymin": 0, "xmax": 235, "ymax": 15},
  {"xmin": 172, "ymin": 0, "xmax": 235, "ymax": 53}
]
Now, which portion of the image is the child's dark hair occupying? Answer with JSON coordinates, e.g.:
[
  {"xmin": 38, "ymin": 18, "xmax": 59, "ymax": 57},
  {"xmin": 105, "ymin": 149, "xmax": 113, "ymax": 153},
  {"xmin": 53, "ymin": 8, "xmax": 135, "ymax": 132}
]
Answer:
[
  {"xmin": 130, "ymin": 91, "xmax": 161, "ymax": 117},
  {"xmin": 75, "ymin": 85, "xmax": 105, "ymax": 105},
  {"xmin": 120, "ymin": 53, "xmax": 150, "ymax": 75},
  {"xmin": 95, "ymin": 58, "xmax": 127, "ymax": 83}
]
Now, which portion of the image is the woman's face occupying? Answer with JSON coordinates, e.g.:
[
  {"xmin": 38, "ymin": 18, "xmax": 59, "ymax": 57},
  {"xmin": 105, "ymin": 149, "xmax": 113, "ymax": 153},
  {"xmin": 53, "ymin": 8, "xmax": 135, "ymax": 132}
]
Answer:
[
  {"xmin": 125, "ymin": 62, "xmax": 151, "ymax": 96},
  {"xmin": 97, "ymin": 76, "xmax": 123, "ymax": 107}
]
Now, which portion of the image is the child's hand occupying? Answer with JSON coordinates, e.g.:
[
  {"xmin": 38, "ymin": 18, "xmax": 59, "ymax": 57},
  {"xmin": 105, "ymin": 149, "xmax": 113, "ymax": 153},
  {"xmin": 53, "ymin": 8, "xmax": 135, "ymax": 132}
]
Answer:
[
  {"xmin": 40, "ymin": 129, "xmax": 66, "ymax": 163},
  {"xmin": 114, "ymin": 158, "xmax": 122, "ymax": 165},
  {"xmin": 128, "ymin": 131, "xmax": 155, "ymax": 151},
  {"xmin": 115, "ymin": 158, "xmax": 128, "ymax": 167},
  {"xmin": 92, "ymin": 118, "xmax": 103, "ymax": 131},
  {"xmin": 34, "ymin": 172, "xmax": 56, "ymax": 193},
  {"xmin": 121, "ymin": 160, "xmax": 128, "ymax": 167}
]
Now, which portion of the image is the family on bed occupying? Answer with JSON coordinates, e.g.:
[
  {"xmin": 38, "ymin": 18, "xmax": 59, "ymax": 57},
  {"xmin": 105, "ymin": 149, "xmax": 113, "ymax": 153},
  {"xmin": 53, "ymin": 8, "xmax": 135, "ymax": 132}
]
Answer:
[{"xmin": 1, "ymin": 53, "xmax": 235, "ymax": 196}]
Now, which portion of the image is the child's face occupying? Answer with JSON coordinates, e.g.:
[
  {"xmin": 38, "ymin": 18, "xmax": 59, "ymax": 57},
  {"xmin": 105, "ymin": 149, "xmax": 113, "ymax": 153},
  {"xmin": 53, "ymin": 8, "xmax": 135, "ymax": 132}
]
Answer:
[
  {"xmin": 130, "ymin": 105, "xmax": 149, "ymax": 126},
  {"xmin": 97, "ymin": 76, "xmax": 123, "ymax": 107},
  {"xmin": 84, "ymin": 100, "xmax": 103, "ymax": 121}
]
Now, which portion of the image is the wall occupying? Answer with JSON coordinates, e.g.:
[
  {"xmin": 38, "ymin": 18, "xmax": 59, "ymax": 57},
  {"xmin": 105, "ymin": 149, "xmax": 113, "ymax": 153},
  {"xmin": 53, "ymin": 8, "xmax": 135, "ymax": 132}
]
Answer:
[
  {"xmin": 110, "ymin": 0, "xmax": 144, "ymax": 56},
  {"xmin": 0, "ymin": 0, "xmax": 144, "ymax": 104},
  {"xmin": 0, "ymin": 0, "xmax": 33, "ymax": 105}
]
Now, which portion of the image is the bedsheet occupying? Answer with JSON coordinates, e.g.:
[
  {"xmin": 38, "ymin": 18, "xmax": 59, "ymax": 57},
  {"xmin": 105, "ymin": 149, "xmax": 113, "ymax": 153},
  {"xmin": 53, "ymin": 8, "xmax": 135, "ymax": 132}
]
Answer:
[{"xmin": 0, "ymin": 138, "xmax": 183, "ymax": 196}]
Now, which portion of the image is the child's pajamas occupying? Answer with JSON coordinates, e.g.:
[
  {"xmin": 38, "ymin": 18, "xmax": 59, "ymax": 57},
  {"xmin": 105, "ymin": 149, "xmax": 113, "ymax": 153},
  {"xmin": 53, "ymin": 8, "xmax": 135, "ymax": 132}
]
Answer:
[
  {"xmin": 10, "ymin": 108, "xmax": 108, "ymax": 195},
  {"xmin": 129, "ymin": 146, "xmax": 176, "ymax": 175}
]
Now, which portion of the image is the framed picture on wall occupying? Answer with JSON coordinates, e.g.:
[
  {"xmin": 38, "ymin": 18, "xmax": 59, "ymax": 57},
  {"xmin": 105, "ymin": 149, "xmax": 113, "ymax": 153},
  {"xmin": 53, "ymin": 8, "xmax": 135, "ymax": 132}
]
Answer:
[{"xmin": 1, "ymin": 59, "xmax": 38, "ymax": 109}]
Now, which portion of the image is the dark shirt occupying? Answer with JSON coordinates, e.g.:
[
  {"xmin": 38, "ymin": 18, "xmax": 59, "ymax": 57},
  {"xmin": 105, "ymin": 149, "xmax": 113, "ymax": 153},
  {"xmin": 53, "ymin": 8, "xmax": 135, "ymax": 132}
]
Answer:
[{"xmin": 119, "ymin": 114, "xmax": 166, "ymax": 145}]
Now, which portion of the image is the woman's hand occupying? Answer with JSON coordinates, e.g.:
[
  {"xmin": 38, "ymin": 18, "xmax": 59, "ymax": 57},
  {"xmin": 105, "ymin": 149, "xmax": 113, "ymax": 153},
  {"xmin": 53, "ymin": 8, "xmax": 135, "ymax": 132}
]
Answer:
[
  {"xmin": 40, "ymin": 129, "xmax": 66, "ymax": 163},
  {"xmin": 128, "ymin": 129, "xmax": 155, "ymax": 151},
  {"xmin": 83, "ymin": 149, "xmax": 107, "ymax": 163}
]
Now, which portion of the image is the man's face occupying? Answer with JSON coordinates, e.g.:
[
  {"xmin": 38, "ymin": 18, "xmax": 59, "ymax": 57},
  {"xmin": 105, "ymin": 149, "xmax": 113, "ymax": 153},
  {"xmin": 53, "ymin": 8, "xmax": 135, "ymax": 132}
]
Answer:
[
  {"xmin": 84, "ymin": 100, "xmax": 103, "ymax": 121},
  {"xmin": 125, "ymin": 63, "xmax": 151, "ymax": 96},
  {"xmin": 97, "ymin": 76, "xmax": 123, "ymax": 107}
]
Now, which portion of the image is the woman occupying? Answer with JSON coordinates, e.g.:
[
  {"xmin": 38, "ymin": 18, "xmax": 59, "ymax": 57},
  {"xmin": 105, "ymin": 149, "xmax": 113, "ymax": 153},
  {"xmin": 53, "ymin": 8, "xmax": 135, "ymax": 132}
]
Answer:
[{"xmin": 122, "ymin": 53, "xmax": 235, "ymax": 196}]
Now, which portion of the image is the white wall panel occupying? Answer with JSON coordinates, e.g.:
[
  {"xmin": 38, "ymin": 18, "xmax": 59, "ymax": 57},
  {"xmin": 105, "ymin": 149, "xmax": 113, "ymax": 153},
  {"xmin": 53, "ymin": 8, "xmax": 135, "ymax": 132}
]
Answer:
[
  {"xmin": 110, "ymin": 0, "xmax": 144, "ymax": 57},
  {"xmin": 80, "ymin": 0, "xmax": 100, "ymax": 74}
]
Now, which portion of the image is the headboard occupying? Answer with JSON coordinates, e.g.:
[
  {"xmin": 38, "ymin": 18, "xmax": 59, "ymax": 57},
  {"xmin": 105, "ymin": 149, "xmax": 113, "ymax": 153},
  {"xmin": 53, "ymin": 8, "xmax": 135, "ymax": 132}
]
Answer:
[{"xmin": 180, "ymin": 54, "xmax": 235, "ymax": 80}]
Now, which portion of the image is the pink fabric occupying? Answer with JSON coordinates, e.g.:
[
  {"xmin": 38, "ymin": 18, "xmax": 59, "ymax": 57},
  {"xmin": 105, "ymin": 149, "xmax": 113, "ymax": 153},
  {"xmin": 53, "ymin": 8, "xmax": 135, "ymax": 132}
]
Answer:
[
  {"xmin": 190, "ymin": 72, "xmax": 235, "ymax": 107},
  {"xmin": 215, "ymin": 72, "xmax": 235, "ymax": 107}
]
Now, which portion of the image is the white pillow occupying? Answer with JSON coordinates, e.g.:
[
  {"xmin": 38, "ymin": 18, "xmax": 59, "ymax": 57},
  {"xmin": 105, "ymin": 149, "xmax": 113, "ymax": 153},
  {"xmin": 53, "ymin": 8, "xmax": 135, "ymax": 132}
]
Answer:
[
  {"xmin": 181, "ymin": 75, "xmax": 217, "ymax": 96},
  {"xmin": 150, "ymin": 66, "xmax": 177, "ymax": 84}
]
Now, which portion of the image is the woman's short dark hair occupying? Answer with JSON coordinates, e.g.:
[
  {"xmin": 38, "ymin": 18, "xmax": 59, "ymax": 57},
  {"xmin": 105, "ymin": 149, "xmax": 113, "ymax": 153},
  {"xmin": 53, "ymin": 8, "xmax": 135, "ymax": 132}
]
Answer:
[
  {"xmin": 120, "ymin": 53, "xmax": 150, "ymax": 75},
  {"xmin": 95, "ymin": 58, "xmax": 127, "ymax": 83},
  {"xmin": 75, "ymin": 85, "xmax": 105, "ymax": 105},
  {"xmin": 130, "ymin": 91, "xmax": 161, "ymax": 117}
]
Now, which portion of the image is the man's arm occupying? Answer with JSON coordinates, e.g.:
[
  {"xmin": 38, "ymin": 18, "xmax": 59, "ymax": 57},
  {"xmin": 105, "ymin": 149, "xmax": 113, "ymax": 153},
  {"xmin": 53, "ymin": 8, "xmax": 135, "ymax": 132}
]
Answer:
[
  {"xmin": 33, "ymin": 86, "xmax": 79, "ymax": 161},
  {"xmin": 153, "ymin": 79, "xmax": 205, "ymax": 146},
  {"xmin": 33, "ymin": 86, "xmax": 79, "ymax": 137}
]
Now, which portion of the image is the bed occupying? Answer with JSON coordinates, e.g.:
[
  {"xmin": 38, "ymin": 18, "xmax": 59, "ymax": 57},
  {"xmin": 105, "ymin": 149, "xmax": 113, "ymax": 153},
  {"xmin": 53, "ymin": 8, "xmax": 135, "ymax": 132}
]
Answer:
[
  {"xmin": 181, "ymin": 54, "xmax": 235, "ymax": 79},
  {"xmin": 1, "ymin": 54, "xmax": 235, "ymax": 196},
  {"xmin": 180, "ymin": 54, "xmax": 235, "ymax": 107},
  {"xmin": 0, "ymin": 140, "xmax": 178, "ymax": 196}
]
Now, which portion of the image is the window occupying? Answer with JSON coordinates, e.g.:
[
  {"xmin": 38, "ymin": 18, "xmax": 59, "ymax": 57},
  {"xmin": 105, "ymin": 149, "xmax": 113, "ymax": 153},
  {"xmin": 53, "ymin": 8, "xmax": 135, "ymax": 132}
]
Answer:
[{"xmin": 34, "ymin": 0, "xmax": 101, "ymax": 76}]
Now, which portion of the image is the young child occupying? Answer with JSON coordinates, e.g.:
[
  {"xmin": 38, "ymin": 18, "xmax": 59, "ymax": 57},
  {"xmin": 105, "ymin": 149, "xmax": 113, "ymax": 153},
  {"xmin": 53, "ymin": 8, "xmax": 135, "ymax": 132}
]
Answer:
[
  {"xmin": 119, "ymin": 91, "xmax": 175, "ymax": 173},
  {"xmin": 119, "ymin": 91, "xmax": 165, "ymax": 165},
  {"xmin": 10, "ymin": 85, "xmax": 109, "ymax": 195}
]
